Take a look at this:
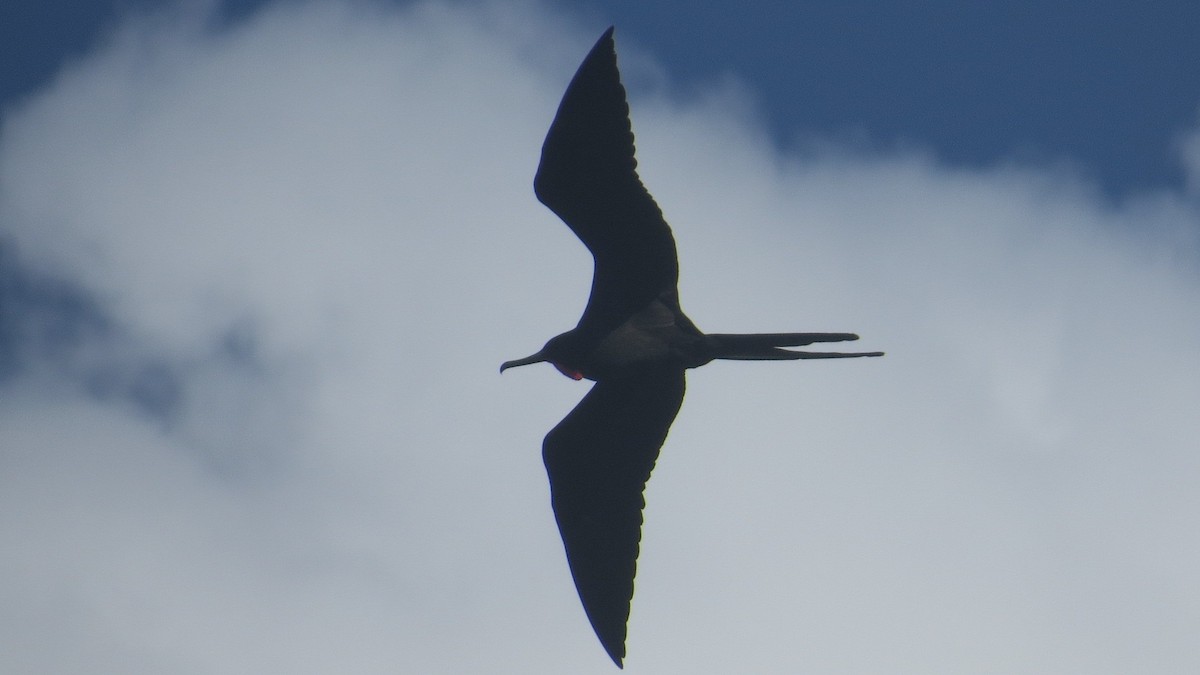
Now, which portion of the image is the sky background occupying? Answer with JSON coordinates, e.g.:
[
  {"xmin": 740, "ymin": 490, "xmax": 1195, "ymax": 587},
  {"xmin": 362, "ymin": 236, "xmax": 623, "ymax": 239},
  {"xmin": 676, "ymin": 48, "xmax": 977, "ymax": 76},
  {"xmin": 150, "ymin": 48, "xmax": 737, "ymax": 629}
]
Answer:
[{"xmin": 1, "ymin": 1, "xmax": 1198, "ymax": 672}]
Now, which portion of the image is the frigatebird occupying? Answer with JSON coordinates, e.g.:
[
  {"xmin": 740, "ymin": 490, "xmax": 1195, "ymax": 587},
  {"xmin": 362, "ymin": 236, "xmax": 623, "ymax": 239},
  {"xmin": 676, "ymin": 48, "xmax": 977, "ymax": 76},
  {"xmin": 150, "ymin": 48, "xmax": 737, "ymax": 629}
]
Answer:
[{"xmin": 501, "ymin": 27, "xmax": 882, "ymax": 667}]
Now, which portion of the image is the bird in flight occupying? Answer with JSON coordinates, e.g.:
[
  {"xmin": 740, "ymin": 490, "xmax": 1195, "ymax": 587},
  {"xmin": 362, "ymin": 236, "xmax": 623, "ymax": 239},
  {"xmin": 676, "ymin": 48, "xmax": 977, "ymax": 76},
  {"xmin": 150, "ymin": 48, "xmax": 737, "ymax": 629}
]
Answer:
[{"xmin": 501, "ymin": 27, "xmax": 882, "ymax": 667}]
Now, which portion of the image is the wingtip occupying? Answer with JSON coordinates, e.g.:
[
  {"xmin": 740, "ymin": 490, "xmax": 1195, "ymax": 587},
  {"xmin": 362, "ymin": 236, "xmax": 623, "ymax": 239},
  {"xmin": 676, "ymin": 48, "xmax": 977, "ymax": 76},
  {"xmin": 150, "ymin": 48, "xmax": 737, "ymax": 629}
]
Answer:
[
  {"xmin": 598, "ymin": 26, "xmax": 617, "ymax": 50},
  {"xmin": 596, "ymin": 620, "xmax": 627, "ymax": 668}
]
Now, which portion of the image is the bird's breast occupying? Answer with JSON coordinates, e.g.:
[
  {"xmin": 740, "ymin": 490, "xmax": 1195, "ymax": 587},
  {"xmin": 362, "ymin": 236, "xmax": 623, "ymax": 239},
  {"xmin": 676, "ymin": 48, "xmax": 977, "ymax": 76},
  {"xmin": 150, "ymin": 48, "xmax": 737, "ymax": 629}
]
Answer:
[{"xmin": 578, "ymin": 305, "xmax": 710, "ymax": 380}]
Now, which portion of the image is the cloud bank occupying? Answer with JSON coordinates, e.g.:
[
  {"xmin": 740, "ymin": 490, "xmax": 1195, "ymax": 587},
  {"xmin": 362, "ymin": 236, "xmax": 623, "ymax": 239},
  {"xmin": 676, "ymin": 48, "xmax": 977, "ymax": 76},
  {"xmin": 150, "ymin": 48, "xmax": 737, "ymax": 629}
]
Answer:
[{"xmin": 1, "ymin": 1, "xmax": 1198, "ymax": 672}]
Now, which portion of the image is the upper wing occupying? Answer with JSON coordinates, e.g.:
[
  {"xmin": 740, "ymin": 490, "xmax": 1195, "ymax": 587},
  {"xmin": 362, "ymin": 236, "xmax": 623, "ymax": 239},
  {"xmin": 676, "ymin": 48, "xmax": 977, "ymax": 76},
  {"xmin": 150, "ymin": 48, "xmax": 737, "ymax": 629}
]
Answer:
[
  {"xmin": 542, "ymin": 368, "xmax": 686, "ymax": 667},
  {"xmin": 534, "ymin": 27, "xmax": 680, "ymax": 341}
]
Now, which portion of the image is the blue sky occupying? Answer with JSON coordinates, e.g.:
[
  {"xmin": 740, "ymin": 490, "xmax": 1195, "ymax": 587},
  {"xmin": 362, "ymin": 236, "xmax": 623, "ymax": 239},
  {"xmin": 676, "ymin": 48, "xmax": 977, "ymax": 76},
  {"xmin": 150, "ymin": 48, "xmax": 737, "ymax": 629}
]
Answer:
[
  {"xmin": 6, "ymin": 1, "xmax": 1200, "ymax": 194},
  {"xmin": 1, "ymin": 1, "xmax": 1198, "ymax": 672}
]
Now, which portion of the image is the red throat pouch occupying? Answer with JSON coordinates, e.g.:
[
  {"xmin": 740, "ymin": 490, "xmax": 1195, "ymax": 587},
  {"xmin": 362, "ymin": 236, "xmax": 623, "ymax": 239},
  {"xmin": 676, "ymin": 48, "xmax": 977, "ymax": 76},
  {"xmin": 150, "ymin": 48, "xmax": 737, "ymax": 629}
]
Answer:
[{"xmin": 553, "ymin": 362, "xmax": 584, "ymax": 380}]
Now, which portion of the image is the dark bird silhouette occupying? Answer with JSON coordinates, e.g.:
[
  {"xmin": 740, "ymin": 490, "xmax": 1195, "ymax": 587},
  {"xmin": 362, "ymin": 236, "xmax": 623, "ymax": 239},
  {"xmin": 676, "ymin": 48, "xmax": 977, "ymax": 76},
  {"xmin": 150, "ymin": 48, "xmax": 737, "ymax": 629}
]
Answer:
[{"xmin": 501, "ymin": 27, "xmax": 882, "ymax": 668}]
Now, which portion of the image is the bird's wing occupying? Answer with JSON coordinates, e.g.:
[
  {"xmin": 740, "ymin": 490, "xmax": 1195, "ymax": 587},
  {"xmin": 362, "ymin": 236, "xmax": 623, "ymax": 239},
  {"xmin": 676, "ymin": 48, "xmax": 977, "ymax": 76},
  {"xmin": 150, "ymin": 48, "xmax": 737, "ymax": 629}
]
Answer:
[
  {"xmin": 534, "ymin": 27, "xmax": 680, "ymax": 341},
  {"xmin": 542, "ymin": 368, "xmax": 686, "ymax": 667}
]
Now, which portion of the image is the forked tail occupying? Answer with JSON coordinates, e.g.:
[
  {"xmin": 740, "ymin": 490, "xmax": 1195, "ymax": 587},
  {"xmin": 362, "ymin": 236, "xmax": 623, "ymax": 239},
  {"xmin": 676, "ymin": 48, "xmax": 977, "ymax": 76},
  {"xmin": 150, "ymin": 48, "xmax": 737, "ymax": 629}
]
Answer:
[{"xmin": 708, "ymin": 332, "xmax": 884, "ymax": 360}]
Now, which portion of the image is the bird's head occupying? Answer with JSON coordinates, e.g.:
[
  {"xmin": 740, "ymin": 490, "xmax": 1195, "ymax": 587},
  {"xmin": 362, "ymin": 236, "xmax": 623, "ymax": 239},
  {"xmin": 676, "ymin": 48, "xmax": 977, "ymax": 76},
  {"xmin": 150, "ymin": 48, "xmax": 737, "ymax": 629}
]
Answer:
[{"xmin": 500, "ymin": 332, "xmax": 586, "ymax": 380}]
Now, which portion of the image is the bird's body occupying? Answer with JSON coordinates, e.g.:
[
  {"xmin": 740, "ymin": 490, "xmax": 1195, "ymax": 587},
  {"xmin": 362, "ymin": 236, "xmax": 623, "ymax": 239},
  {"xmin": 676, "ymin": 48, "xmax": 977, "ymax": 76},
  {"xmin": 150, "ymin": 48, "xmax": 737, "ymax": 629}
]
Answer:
[
  {"xmin": 502, "ymin": 27, "xmax": 882, "ymax": 668},
  {"xmin": 522, "ymin": 289, "xmax": 703, "ymax": 380}
]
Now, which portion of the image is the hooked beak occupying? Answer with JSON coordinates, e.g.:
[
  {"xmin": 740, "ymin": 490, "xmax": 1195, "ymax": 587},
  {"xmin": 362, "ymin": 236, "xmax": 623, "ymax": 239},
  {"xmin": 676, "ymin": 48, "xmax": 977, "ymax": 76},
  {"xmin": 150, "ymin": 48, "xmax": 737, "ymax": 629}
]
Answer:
[{"xmin": 499, "ymin": 351, "xmax": 547, "ymax": 373}]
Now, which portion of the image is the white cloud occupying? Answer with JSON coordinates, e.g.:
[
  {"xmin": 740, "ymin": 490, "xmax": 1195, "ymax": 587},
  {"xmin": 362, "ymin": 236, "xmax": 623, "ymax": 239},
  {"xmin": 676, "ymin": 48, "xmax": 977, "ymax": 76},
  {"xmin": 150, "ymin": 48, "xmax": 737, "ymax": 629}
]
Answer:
[{"xmin": 1, "ymin": 1, "xmax": 1198, "ymax": 672}]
